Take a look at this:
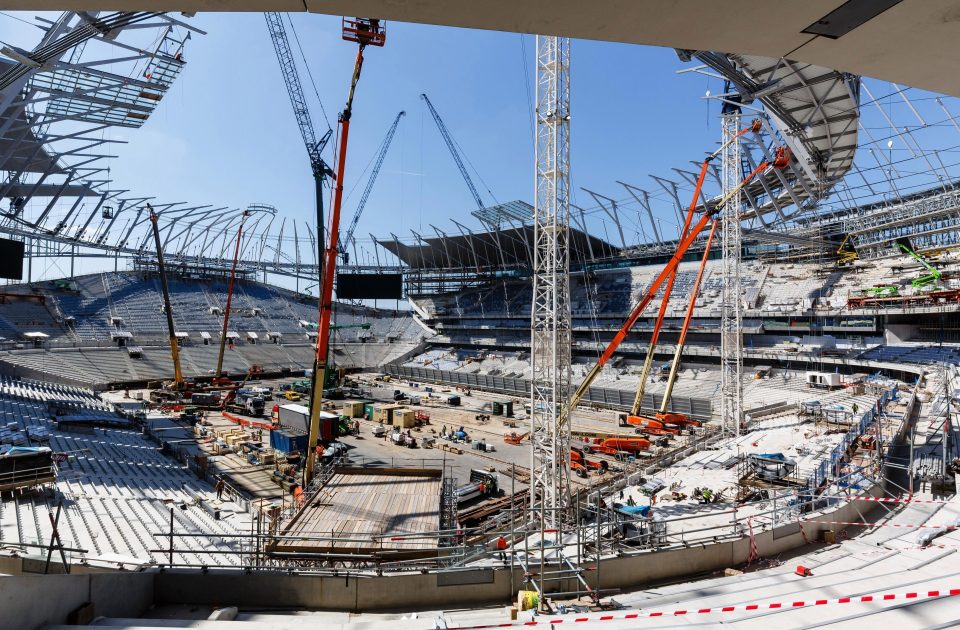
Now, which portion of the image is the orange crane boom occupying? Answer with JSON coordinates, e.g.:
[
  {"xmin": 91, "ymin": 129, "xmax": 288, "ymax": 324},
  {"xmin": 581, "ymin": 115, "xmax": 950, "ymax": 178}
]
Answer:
[
  {"xmin": 304, "ymin": 18, "xmax": 386, "ymax": 485},
  {"xmin": 558, "ymin": 143, "xmax": 789, "ymax": 434},
  {"xmin": 631, "ymin": 119, "xmax": 761, "ymax": 417},
  {"xmin": 657, "ymin": 219, "xmax": 720, "ymax": 424}
]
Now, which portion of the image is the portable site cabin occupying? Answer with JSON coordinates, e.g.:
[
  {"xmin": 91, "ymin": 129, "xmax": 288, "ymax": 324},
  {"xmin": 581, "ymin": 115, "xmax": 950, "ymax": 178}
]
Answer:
[{"xmin": 806, "ymin": 371, "xmax": 842, "ymax": 389}]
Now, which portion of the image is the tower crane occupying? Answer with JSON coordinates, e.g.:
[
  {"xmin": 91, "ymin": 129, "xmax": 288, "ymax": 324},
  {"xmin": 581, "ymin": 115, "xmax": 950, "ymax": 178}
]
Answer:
[
  {"xmin": 264, "ymin": 12, "xmax": 335, "ymax": 251},
  {"xmin": 338, "ymin": 109, "xmax": 405, "ymax": 263},
  {"xmin": 420, "ymin": 93, "xmax": 486, "ymax": 210},
  {"xmin": 304, "ymin": 17, "xmax": 386, "ymax": 485}
]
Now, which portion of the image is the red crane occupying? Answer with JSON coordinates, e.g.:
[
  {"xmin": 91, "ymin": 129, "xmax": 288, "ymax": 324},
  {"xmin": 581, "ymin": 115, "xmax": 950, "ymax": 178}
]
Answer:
[{"xmin": 304, "ymin": 18, "xmax": 386, "ymax": 485}]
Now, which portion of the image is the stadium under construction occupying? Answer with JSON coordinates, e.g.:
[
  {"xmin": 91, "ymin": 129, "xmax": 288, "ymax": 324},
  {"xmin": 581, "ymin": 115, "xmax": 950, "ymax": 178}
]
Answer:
[{"xmin": 1, "ymin": 4, "xmax": 960, "ymax": 629}]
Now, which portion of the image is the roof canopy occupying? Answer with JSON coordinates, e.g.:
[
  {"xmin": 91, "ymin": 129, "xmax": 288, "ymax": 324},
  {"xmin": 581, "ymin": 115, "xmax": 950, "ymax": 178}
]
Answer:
[{"xmin": 379, "ymin": 225, "xmax": 619, "ymax": 270}]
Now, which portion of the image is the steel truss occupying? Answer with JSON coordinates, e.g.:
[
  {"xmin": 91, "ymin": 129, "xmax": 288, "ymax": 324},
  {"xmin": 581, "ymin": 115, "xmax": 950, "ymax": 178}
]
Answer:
[
  {"xmin": 530, "ymin": 35, "xmax": 572, "ymax": 526},
  {"xmin": 720, "ymin": 111, "xmax": 743, "ymax": 437}
]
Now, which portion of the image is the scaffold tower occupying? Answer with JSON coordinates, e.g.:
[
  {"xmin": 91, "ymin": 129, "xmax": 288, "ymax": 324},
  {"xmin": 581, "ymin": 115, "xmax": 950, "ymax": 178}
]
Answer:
[
  {"xmin": 530, "ymin": 35, "xmax": 572, "ymax": 526},
  {"xmin": 720, "ymin": 109, "xmax": 744, "ymax": 437}
]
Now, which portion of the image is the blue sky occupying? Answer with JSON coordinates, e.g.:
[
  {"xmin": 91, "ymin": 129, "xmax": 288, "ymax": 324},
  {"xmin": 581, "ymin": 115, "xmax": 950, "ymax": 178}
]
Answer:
[
  {"xmin": 4, "ymin": 10, "xmax": 960, "ymax": 278},
  {"xmin": 1, "ymin": 11, "xmax": 725, "ymax": 261}
]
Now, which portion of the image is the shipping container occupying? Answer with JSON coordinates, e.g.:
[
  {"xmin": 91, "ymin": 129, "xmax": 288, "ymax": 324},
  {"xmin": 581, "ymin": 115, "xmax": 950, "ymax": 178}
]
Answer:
[
  {"xmin": 342, "ymin": 401, "xmax": 365, "ymax": 418},
  {"xmin": 363, "ymin": 403, "xmax": 375, "ymax": 420},
  {"xmin": 492, "ymin": 402, "xmax": 503, "ymax": 416},
  {"xmin": 503, "ymin": 401, "xmax": 514, "ymax": 417},
  {"xmin": 278, "ymin": 403, "xmax": 338, "ymax": 437},
  {"xmin": 373, "ymin": 403, "xmax": 401, "ymax": 424},
  {"xmin": 269, "ymin": 429, "xmax": 308, "ymax": 454},
  {"xmin": 393, "ymin": 408, "xmax": 416, "ymax": 428},
  {"xmin": 447, "ymin": 395, "xmax": 461, "ymax": 406}
]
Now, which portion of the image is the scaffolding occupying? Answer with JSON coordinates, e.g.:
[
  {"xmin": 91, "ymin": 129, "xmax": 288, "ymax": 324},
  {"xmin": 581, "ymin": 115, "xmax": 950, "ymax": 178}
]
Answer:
[{"xmin": 720, "ymin": 110, "xmax": 744, "ymax": 437}]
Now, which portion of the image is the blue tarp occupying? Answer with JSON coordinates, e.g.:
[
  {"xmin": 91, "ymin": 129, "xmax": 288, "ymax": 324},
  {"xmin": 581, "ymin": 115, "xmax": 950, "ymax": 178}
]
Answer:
[
  {"xmin": 0, "ymin": 445, "xmax": 51, "ymax": 457},
  {"xmin": 615, "ymin": 504, "xmax": 651, "ymax": 517}
]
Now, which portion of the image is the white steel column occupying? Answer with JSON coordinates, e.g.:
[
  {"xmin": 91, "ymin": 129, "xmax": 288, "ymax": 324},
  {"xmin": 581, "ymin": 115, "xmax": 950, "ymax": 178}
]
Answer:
[
  {"xmin": 530, "ymin": 35, "xmax": 572, "ymax": 525},
  {"xmin": 720, "ymin": 111, "xmax": 744, "ymax": 437}
]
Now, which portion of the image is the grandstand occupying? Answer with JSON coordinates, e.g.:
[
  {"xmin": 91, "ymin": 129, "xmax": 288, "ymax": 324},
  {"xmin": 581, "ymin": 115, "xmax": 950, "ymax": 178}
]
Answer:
[
  {"xmin": 0, "ymin": 272, "xmax": 426, "ymax": 387},
  {"xmin": 3, "ymin": 6, "xmax": 960, "ymax": 629}
]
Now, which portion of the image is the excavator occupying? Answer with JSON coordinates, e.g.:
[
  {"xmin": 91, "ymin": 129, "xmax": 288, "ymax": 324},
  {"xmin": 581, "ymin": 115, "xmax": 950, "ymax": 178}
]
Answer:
[
  {"xmin": 895, "ymin": 237, "xmax": 942, "ymax": 289},
  {"xmin": 555, "ymin": 126, "xmax": 791, "ymax": 445}
]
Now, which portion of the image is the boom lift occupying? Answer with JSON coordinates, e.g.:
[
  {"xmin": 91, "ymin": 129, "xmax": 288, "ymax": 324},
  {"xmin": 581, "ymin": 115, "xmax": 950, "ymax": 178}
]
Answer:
[
  {"xmin": 570, "ymin": 446, "xmax": 609, "ymax": 478},
  {"xmin": 896, "ymin": 237, "xmax": 941, "ymax": 289},
  {"xmin": 338, "ymin": 110, "xmax": 405, "ymax": 263},
  {"xmin": 625, "ymin": 120, "xmax": 761, "ymax": 428},
  {"xmin": 558, "ymin": 142, "xmax": 791, "ymax": 436},
  {"xmin": 836, "ymin": 233, "xmax": 857, "ymax": 266},
  {"xmin": 304, "ymin": 17, "xmax": 386, "ymax": 485},
  {"xmin": 148, "ymin": 205, "xmax": 184, "ymax": 391},
  {"xmin": 656, "ymin": 220, "xmax": 719, "ymax": 427},
  {"xmin": 214, "ymin": 210, "xmax": 250, "ymax": 380}
]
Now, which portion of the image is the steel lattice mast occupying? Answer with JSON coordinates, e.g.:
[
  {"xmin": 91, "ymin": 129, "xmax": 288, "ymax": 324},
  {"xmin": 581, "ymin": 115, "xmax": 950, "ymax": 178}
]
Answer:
[
  {"xmin": 720, "ymin": 110, "xmax": 744, "ymax": 437},
  {"xmin": 530, "ymin": 35, "xmax": 572, "ymax": 525}
]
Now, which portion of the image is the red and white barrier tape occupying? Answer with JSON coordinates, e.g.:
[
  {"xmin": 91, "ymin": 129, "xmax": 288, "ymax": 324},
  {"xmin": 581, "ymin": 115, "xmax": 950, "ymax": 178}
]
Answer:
[
  {"xmin": 825, "ymin": 495, "xmax": 954, "ymax": 505},
  {"xmin": 448, "ymin": 588, "xmax": 960, "ymax": 628},
  {"xmin": 805, "ymin": 520, "xmax": 958, "ymax": 530}
]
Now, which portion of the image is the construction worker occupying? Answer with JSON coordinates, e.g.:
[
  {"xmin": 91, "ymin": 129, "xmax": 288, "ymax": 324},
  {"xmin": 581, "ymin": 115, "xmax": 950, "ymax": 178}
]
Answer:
[
  {"xmin": 496, "ymin": 535, "xmax": 508, "ymax": 563},
  {"xmin": 215, "ymin": 477, "xmax": 225, "ymax": 500}
]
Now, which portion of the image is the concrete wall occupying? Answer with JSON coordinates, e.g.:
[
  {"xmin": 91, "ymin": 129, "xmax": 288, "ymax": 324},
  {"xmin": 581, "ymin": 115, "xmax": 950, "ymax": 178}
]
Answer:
[
  {"xmin": 885, "ymin": 324, "xmax": 917, "ymax": 344},
  {"xmin": 0, "ymin": 572, "xmax": 152, "ymax": 630}
]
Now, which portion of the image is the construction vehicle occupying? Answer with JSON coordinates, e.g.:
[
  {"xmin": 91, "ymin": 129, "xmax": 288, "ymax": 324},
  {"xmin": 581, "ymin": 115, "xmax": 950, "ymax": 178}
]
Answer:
[
  {"xmin": 267, "ymin": 13, "xmax": 385, "ymax": 484},
  {"xmin": 389, "ymin": 427, "xmax": 417, "ymax": 448},
  {"xmin": 866, "ymin": 284, "xmax": 899, "ymax": 298},
  {"xmin": 503, "ymin": 431, "xmax": 528, "ymax": 446},
  {"xmin": 623, "ymin": 120, "xmax": 764, "ymax": 432},
  {"xmin": 896, "ymin": 237, "xmax": 942, "ymax": 289},
  {"xmin": 454, "ymin": 469, "xmax": 499, "ymax": 505},
  {"xmin": 570, "ymin": 446, "xmax": 609, "ymax": 478},
  {"xmin": 618, "ymin": 413, "xmax": 680, "ymax": 436},
  {"xmin": 586, "ymin": 126, "xmax": 785, "ymax": 439},
  {"xmin": 836, "ymin": 233, "xmax": 858, "ymax": 266},
  {"xmin": 587, "ymin": 436, "xmax": 651, "ymax": 456},
  {"xmin": 148, "ymin": 205, "xmax": 184, "ymax": 392},
  {"xmin": 226, "ymin": 390, "xmax": 266, "ymax": 417},
  {"xmin": 214, "ymin": 210, "xmax": 251, "ymax": 381}
]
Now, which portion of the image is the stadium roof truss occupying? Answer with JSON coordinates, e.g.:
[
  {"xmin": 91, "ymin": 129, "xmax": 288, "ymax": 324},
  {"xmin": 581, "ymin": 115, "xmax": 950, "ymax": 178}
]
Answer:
[
  {"xmin": 0, "ymin": 12, "xmax": 358, "ymax": 282},
  {"xmin": 6, "ymin": 14, "xmax": 960, "ymax": 283}
]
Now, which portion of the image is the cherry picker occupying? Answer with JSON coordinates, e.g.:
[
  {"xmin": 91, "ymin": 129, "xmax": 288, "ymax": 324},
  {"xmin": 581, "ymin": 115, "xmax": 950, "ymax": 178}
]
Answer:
[{"xmin": 559, "ymin": 138, "xmax": 790, "ymax": 439}]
